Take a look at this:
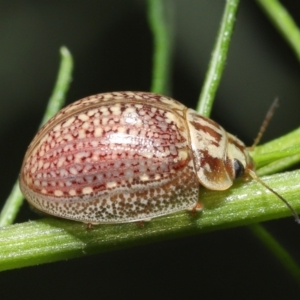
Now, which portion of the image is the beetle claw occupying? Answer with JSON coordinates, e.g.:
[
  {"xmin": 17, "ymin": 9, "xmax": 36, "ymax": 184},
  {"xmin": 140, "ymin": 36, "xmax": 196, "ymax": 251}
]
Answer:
[
  {"xmin": 86, "ymin": 223, "xmax": 93, "ymax": 230},
  {"xmin": 187, "ymin": 202, "xmax": 203, "ymax": 217}
]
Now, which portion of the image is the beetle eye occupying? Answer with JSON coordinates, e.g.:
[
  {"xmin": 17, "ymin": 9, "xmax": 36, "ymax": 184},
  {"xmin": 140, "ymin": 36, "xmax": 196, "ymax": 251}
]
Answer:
[{"xmin": 233, "ymin": 159, "xmax": 244, "ymax": 179}]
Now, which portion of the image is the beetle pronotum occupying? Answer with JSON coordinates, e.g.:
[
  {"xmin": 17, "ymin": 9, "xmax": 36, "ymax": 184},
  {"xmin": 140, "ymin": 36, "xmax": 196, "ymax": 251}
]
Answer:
[{"xmin": 19, "ymin": 92, "xmax": 300, "ymax": 224}]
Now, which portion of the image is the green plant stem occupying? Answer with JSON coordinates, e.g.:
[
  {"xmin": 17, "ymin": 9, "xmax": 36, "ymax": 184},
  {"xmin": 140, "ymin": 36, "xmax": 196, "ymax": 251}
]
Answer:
[
  {"xmin": 147, "ymin": 0, "xmax": 174, "ymax": 95},
  {"xmin": 0, "ymin": 183, "xmax": 24, "ymax": 227},
  {"xmin": 249, "ymin": 126, "xmax": 300, "ymax": 178},
  {"xmin": 253, "ymin": 127, "xmax": 300, "ymax": 172},
  {"xmin": 249, "ymin": 224, "xmax": 300, "ymax": 286},
  {"xmin": 1, "ymin": 169, "xmax": 300, "ymax": 271},
  {"xmin": 197, "ymin": 0, "xmax": 240, "ymax": 117},
  {"xmin": 257, "ymin": 154, "xmax": 300, "ymax": 177},
  {"xmin": 40, "ymin": 47, "xmax": 73, "ymax": 125},
  {"xmin": 256, "ymin": 0, "xmax": 300, "ymax": 62},
  {"xmin": 0, "ymin": 47, "xmax": 73, "ymax": 227}
]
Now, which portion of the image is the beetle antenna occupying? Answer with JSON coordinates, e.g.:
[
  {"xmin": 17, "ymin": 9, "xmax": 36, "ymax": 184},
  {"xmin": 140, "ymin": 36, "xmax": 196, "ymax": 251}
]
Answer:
[
  {"xmin": 247, "ymin": 169, "xmax": 300, "ymax": 224},
  {"xmin": 250, "ymin": 98, "xmax": 279, "ymax": 150}
]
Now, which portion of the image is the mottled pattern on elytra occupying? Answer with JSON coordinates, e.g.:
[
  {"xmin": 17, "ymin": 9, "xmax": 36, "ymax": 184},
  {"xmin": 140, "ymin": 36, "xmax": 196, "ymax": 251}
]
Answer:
[
  {"xmin": 21, "ymin": 158, "xmax": 199, "ymax": 223},
  {"xmin": 20, "ymin": 91, "xmax": 200, "ymax": 223}
]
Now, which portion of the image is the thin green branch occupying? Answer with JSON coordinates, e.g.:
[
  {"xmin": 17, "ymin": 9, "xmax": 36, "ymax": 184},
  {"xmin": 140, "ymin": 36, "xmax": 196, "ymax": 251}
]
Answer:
[
  {"xmin": 257, "ymin": 154, "xmax": 300, "ymax": 176},
  {"xmin": 197, "ymin": 0, "xmax": 240, "ymax": 117},
  {"xmin": 254, "ymin": 144, "xmax": 300, "ymax": 169},
  {"xmin": 40, "ymin": 46, "xmax": 73, "ymax": 125},
  {"xmin": 249, "ymin": 224, "xmax": 300, "ymax": 287},
  {"xmin": 252, "ymin": 127, "xmax": 300, "ymax": 176},
  {"xmin": 147, "ymin": 0, "xmax": 174, "ymax": 94},
  {"xmin": 0, "ymin": 183, "xmax": 24, "ymax": 227},
  {"xmin": 254, "ymin": 126, "xmax": 300, "ymax": 156},
  {"xmin": 0, "ymin": 47, "xmax": 73, "ymax": 227},
  {"xmin": 256, "ymin": 0, "xmax": 300, "ymax": 62}
]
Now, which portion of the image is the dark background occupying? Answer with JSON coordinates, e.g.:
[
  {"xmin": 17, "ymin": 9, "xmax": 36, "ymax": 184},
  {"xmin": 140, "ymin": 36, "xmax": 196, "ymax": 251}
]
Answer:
[{"xmin": 1, "ymin": 0, "xmax": 300, "ymax": 298}]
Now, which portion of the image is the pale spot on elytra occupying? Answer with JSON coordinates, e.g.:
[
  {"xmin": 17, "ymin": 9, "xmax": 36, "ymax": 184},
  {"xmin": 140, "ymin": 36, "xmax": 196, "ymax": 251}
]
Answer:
[
  {"xmin": 94, "ymin": 127, "xmax": 103, "ymax": 137},
  {"xmin": 82, "ymin": 187, "xmax": 93, "ymax": 194},
  {"xmin": 62, "ymin": 116, "xmax": 75, "ymax": 128},
  {"xmin": 78, "ymin": 113, "xmax": 89, "ymax": 121},
  {"xmin": 106, "ymin": 181, "xmax": 117, "ymax": 189},
  {"xmin": 54, "ymin": 190, "xmax": 63, "ymax": 196},
  {"xmin": 69, "ymin": 189, "xmax": 76, "ymax": 196},
  {"xmin": 140, "ymin": 174, "xmax": 149, "ymax": 181}
]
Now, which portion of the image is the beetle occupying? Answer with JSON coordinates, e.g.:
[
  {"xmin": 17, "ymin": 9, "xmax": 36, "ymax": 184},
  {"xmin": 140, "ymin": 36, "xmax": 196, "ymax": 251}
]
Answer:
[{"xmin": 19, "ymin": 91, "xmax": 299, "ymax": 224}]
